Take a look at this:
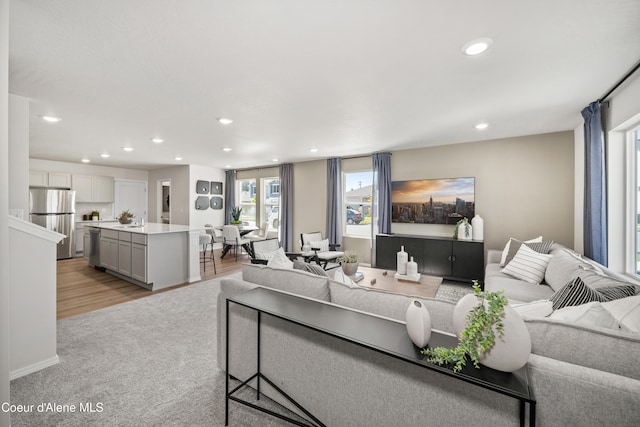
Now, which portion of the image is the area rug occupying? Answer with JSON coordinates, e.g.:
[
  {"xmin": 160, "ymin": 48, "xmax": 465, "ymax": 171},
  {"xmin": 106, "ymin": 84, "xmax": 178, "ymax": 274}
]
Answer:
[
  {"xmin": 10, "ymin": 272, "xmax": 298, "ymax": 427},
  {"xmin": 9, "ymin": 272, "xmax": 473, "ymax": 426},
  {"xmin": 435, "ymin": 280, "xmax": 475, "ymax": 302}
]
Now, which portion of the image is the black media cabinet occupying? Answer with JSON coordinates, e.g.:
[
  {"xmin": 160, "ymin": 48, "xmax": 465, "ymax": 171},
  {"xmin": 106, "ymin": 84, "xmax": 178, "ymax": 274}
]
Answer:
[{"xmin": 375, "ymin": 234, "xmax": 484, "ymax": 283}]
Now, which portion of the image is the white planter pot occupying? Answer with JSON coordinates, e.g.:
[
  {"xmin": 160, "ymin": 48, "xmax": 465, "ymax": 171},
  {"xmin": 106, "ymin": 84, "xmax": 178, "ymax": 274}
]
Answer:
[
  {"xmin": 452, "ymin": 294, "xmax": 531, "ymax": 372},
  {"xmin": 405, "ymin": 300, "xmax": 432, "ymax": 348},
  {"xmin": 341, "ymin": 262, "xmax": 358, "ymax": 277}
]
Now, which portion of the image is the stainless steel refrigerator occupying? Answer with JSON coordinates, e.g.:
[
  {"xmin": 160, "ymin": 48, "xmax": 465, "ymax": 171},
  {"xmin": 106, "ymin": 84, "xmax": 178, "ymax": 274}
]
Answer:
[{"xmin": 29, "ymin": 187, "xmax": 76, "ymax": 259}]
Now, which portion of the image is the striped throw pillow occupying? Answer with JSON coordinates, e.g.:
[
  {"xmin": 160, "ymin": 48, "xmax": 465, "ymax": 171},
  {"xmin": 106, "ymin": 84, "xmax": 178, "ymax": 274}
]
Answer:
[
  {"xmin": 594, "ymin": 285, "xmax": 637, "ymax": 300},
  {"xmin": 501, "ymin": 244, "xmax": 553, "ymax": 284},
  {"xmin": 504, "ymin": 239, "xmax": 554, "ymax": 266},
  {"xmin": 550, "ymin": 277, "xmax": 606, "ymax": 310}
]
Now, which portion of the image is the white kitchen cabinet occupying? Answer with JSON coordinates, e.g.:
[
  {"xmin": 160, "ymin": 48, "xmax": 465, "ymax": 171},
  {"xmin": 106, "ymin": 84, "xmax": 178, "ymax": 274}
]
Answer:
[
  {"xmin": 29, "ymin": 170, "xmax": 72, "ymax": 188},
  {"xmin": 76, "ymin": 223, "xmax": 86, "ymax": 255},
  {"xmin": 29, "ymin": 170, "xmax": 48, "ymax": 187},
  {"xmin": 72, "ymin": 174, "xmax": 114, "ymax": 203},
  {"xmin": 131, "ymin": 243, "xmax": 147, "ymax": 282},
  {"xmin": 118, "ymin": 240, "xmax": 132, "ymax": 276},
  {"xmin": 48, "ymin": 172, "xmax": 72, "ymax": 188},
  {"xmin": 100, "ymin": 229, "xmax": 119, "ymax": 270}
]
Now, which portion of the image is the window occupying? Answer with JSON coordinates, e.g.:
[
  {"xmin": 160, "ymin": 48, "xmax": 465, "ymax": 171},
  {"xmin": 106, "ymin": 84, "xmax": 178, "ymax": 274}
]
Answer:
[
  {"xmin": 236, "ymin": 178, "xmax": 256, "ymax": 226},
  {"xmin": 261, "ymin": 177, "xmax": 280, "ymax": 232},
  {"xmin": 630, "ymin": 126, "xmax": 640, "ymax": 276},
  {"xmin": 343, "ymin": 170, "xmax": 372, "ymax": 237}
]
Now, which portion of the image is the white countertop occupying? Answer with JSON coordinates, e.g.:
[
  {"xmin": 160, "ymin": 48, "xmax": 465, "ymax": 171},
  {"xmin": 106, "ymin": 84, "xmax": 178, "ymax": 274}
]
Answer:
[{"xmin": 86, "ymin": 222, "xmax": 204, "ymax": 235}]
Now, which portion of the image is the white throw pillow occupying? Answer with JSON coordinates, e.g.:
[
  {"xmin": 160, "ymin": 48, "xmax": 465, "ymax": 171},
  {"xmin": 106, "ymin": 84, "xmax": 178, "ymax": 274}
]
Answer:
[
  {"xmin": 332, "ymin": 270, "xmax": 359, "ymax": 288},
  {"xmin": 500, "ymin": 236, "xmax": 543, "ymax": 266},
  {"xmin": 256, "ymin": 248, "xmax": 280, "ymax": 261},
  {"xmin": 601, "ymin": 295, "xmax": 640, "ymax": 333},
  {"xmin": 512, "ymin": 300, "xmax": 554, "ymax": 317},
  {"xmin": 266, "ymin": 248, "xmax": 294, "ymax": 270},
  {"xmin": 550, "ymin": 301, "xmax": 619, "ymax": 330},
  {"xmin": 309, "ymin": 239, "xmax": 330, "ymax": 252},
  {"xmin": 501, "ymin": 244, "xmax": 553, "ymax": 284}
]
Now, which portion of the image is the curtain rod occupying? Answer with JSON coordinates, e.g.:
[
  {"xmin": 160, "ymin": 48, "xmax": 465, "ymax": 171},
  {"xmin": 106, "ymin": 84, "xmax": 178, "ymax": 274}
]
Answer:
[
  {"xmin": 233, "ymin": 152, "xmax": 392, "ymax": 172},
  {"xmin": 598, "ymin": 58, "xmax": 640, "ymax": 103}
]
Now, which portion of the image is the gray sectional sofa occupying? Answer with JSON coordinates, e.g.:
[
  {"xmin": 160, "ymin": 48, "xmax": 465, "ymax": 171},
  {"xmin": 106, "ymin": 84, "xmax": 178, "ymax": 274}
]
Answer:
[{"xmin": 218, "ymin": 261, "xmax": 640, "ymax": 426}]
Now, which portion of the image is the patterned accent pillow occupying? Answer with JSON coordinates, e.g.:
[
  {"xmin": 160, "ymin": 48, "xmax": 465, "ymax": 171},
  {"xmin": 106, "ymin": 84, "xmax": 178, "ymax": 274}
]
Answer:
[
  {"xmin": 549, "ymin": 277, "xmax": 637, "ymax": 311},
  {"xmin": 595, "ymin": 285, "xmax": 638, "ymax": 300},
  {"xmin": 549, "ymin": 277, "xmax": 605, "ymax": 310},
  {"xmin": 309, "ymin": 239, "xmax": 330, "ymax": 252},
  {"xmin": 500, "ymin": 236, "xmax": 543, "ymax": 266},
  {"xmin": 293, "ymin": 260, "xmax": 328, "ymax": 277},
  {"xmin": 501, "ymin": 244, "xmax": 553, "ymax": 284},
  {"xmin": 504, "ymin": 239, "xmax": 554, "ymax": 266}
]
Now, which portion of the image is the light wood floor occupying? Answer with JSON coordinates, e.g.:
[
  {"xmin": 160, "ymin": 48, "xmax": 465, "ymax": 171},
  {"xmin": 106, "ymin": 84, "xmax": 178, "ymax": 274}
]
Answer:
[{"xmin": 56, "ymin": 248, "xmax": 248, "ymax": 319}]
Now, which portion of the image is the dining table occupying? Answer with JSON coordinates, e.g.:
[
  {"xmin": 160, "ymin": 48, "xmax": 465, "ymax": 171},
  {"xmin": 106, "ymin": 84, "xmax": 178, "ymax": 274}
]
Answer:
[{"xmin": 217, "ymin": 225, "xmax": 258, "ymax": 259}]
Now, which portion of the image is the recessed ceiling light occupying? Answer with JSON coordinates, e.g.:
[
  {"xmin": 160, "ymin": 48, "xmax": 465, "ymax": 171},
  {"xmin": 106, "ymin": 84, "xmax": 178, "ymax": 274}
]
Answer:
[
  {"xmin": 309, "ymin": 148, "xmax": 318, "ymax": 153},
  {"xmin": 475, "ymin": 122, "xmax": 489, "ymax": 130},
  {"xmin": 222, "ymin": 147, "xmax": 232, "ymax": 152},
  {"xmin": 100, "ymin": 153, "xmax": 110, "ymax": 158},
  {"xmin": 41, "ymin": 115, "xmax": 61, "ymax": 123},
  {"xmin": 81, "ymin": 158, "xmax": 90, "ymax": 163},
  {"xmin": 462, "ymin": 38, "xmax": 493, "ymax": 56},
  {"xmin": 174, "ymin": 156, "xmax": 183, "ymax": 161},
  {"xmin": 225, "ymin": 164, "xmax": 231, "ymax": 168},
  {"xmin": 151, "ymin": 138, "xmax": 164, "ymax": 144},
  {"xmin": 122, "ymin": 147, "xmax": 134, "ymax": 152},
  {"xmin": 217, "ymin": 117, "xmax": 233, "ymax": 125},
  {"xmin": 272, "ymin": 158, "xmax": 279, "ymax": 162}
]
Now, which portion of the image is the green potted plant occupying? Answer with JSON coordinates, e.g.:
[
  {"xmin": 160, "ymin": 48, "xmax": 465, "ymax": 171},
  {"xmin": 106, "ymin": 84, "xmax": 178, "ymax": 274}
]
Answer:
[
  {"xmin": 230, "ymin": 206, "xmax": 243, "ymax": 225},
  {"xmin": 118, "ymin": 209, "xmax": 135, "ymax": 224},
  {"xmin": 453, "ymin": 217, "xmax": 471, "ymax": 240},
  {"xmin": 422, "ymin": 282, "xmax": 508, "ymax": 373},
  {"xmin": 338, "ymin": 251, "xmax": 359, "ymax": 276},
  {"xmin": 91, "ymin": 210, "xmax": 100, "ymax": 221}
]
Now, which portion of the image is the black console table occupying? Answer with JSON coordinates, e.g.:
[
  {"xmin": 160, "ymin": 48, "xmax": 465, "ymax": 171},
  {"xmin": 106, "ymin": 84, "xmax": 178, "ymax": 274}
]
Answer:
[
  {"xmin": 376, "ymin": 234, "xmax": 484, "ymax": 283},
  {"xmin": 225, "ymin": 287, "xmax": 535, "ymax": 427}
]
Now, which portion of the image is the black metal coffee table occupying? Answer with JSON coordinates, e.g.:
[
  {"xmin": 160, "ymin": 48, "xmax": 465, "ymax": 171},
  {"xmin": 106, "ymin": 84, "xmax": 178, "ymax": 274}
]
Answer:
[{"xmin": 225, "ymin": 287, "xmax": 535, "ymax": 426}]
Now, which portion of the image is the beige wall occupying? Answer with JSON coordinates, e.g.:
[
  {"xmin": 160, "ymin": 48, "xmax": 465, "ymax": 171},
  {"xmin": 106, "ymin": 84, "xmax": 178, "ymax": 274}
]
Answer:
[
  {"xmin": 224, "ymin": 131, "xmax": 575, "ymax": 264},
  {"xmin": 389, "ymin": 132, "xmax": 574, "ymax": 252},
  {"xmin": 148, "ymin": 166, "xmax": 190, "ymax": 225},
  {"xmin": 289, "ymin": 131, "xmax": 574, "ymax": 261}
]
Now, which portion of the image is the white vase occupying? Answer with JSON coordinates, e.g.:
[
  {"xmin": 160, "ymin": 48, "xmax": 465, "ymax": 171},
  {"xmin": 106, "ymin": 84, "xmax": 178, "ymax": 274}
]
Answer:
[
  {"xmin": 406, "ymin": 256, "xmax": 418, "ymax": 276},
  {"xmin": 452, "ymin": 295, "xmax": 531, "ymax": 372},
  {"xmin": 472, "ymin": 215, "xmax": 484, "ymax": 241},
  {"xmin": 397, "ymin": 245, "xmax": 408, "ymax": 275},
  {"xmin": 405, "ymin": 300, "xmax": 432, "ymax": 348},
  {"xmin": 458, "ymin": 224, "xmax": 472, "ymax": 241}
]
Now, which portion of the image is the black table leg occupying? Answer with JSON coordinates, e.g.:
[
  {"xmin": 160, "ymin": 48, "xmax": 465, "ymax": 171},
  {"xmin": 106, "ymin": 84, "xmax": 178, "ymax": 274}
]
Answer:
[{"xmin": 225, "ymin": 299, "xmax": 230, "ymax": 426}]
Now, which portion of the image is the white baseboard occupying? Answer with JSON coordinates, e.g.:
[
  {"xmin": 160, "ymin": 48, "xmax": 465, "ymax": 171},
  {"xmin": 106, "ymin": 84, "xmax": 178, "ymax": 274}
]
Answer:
[{"xmin": 10, "ymin": 355, "xmax": 60, "ymax": 380}]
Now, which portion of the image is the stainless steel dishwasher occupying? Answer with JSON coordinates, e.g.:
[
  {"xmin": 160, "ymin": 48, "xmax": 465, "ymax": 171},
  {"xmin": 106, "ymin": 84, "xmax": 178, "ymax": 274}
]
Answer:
[{"xmin": 88, "ymin": 227, "xmax": 101, "ymax": 268}]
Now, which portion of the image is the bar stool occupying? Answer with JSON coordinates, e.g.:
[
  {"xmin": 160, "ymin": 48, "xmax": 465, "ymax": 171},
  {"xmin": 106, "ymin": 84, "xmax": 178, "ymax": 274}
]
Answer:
[{"xmin": 199, "ymin": 233, "xmax": 216, "ymax": 274}]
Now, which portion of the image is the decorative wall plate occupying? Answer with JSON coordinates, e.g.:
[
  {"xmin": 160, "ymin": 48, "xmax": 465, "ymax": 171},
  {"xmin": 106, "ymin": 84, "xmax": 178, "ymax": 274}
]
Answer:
[
  {"xmin": 196, "ymin": 180, "xmax": 210, "ymax": 194},
  {"xmin": 210, "ymin": 181, "xmax": 223, "ymax": 195},
  {"xmin": 210, "ymin": 196, "xmax": 223, "ymax": 210},
  {"xmin": 195, "ymin": 196, "xmax": 209, "ymax": 210}
]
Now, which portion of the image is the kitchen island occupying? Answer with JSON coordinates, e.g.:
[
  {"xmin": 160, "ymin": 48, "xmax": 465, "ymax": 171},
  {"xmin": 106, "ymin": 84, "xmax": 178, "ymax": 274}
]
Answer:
[{"xmin": 86, "ymin": 222, "xmax": 204, "ymax": 290}]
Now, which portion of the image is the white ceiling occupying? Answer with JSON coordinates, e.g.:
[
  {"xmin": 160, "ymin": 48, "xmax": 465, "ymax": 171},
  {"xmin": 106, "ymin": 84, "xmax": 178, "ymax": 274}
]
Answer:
[{"xmin": 9, "ymin": 0, "xmax": 640, "ymax": 171}]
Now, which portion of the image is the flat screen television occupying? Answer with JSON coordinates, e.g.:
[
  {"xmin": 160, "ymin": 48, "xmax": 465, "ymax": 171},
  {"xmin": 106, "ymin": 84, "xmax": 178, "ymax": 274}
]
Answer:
[{"xmin": 391, "ymin": 177, "xmax": 475, "ymax": 224}]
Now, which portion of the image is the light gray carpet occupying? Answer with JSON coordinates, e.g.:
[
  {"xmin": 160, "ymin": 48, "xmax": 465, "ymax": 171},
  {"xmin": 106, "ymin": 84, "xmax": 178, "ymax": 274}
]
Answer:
[
  {"xmin": 10, "ymin": 273, "xmax": 472, "ymax": 426},
  {"xmin": 10, "ymin": 272, "xmax": 300, "ymax": 427}
]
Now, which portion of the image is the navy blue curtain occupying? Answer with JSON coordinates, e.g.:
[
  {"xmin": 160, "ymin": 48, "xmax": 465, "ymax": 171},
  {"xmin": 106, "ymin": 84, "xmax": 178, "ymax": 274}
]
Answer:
[
  {"xmin": 279, "ymin": 163, "xmax": 294, "ymax": 251},
  {"xmin": 371, "ymin": 152, "xmax": 392, "ymax": 267},
  {"xmin": 582, "ymin": 101, "xmax": 607, "ymax": 265},
  {"xmin": 326, "ymin": 158, "xmax": 342, "ymax": 245},
  {"xmin": 224, "ymin": 169, "xmax": 236, "ymax": 225}
]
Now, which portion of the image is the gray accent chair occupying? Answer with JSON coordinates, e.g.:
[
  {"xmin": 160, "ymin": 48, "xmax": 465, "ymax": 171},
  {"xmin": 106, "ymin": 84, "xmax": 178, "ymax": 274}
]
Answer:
[{"xmin": 300, "ymin": 231, "xmax": 343, "ymax": 270}]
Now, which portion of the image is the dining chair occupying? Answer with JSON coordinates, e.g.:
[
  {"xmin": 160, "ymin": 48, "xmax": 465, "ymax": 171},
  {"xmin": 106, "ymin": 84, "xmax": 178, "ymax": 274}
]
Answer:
[
  {"xmin": 222, "ymin": 225, "xmax": 250, "ymax": 262},
  {"xmin": 246, "ymin": 221, "xmax": 269, "ymax": 242}
]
